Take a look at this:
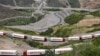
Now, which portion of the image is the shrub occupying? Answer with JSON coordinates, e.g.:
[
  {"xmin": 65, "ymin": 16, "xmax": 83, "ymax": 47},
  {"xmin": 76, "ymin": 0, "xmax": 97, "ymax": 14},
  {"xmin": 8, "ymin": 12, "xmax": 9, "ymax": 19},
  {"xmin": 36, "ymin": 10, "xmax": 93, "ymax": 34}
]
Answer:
[
  {"xmin": 90, "ymin": 11, "xmax": 100, "ymax": 17},
  {"xmin": 44, "ymin": 8, "xmax": 60, "ymax": 11},
  {"xmin": 64, "ymin": 13, "xmax": 85, "ymax": 25},
  {"xmin": 92, "ymin": 37, "xmax": 100, "ymax": 46},
  {"xmin": 91, "ymin": 23, "xmax": 100, "ymax": 27},
  {"xmin": 87, "ymin": 28, "xmax": 100, "ymax": 33},
  {"xmin": 26, "ymin": 40, "xmax": 43, "ymax": 48},
  {"xmin": 0, "ymin": 16, "xmax": 43, "ymax": 26},
  {"xmin": 40, "ymin": 28, "xmax": 53, "ymax": 36},
  {"xmin": 45, "ymin": 49, "xmax": 55, "ymax": 56},
  {"xmin": 56, "ymin": 52, "xmax": 73, "ymax": 56},
  {"xmin": 52, "ymin": 27, "xmax": 72, "ymax": 37},
  {"xmin": 57, "ymin": 43, "xmax": 100, "ymax": 56}
]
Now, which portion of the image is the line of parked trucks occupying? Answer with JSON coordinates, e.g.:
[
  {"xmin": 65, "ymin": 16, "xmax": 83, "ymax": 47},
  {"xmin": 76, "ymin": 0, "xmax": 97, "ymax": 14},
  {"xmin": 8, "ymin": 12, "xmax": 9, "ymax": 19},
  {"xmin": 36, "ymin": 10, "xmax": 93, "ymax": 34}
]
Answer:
[
  {"xmin": 0, "ymin": 31, "xmax": 100, "ymax": 56},
  {"xmin": 0, "ymin": 47, "xmax": 73, "ymax": 56},
  {"xmin": 0, "ymin": 31, "xmax": 100, "ymax": 42}
]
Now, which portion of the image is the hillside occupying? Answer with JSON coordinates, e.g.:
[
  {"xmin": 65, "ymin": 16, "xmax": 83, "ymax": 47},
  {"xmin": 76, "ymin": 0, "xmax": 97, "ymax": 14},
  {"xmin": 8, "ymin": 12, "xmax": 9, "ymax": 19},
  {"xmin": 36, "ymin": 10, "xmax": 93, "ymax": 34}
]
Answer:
[
  {"xmin": 0, "ymin": 37, "xmax": 35, "ymax": 54},
  {"xmin": 0, "ymin": 0, "xmax": 66, "ymax": 7},
  {"xmin": 79, "ymin": 0, "xmax": 100, "ymax": 8},
  {"xmin": 0, "ymin": 0, "xmax": 15, "ymax": 6},
  {"xmin": 0, "ymin": 0, "xmax": 35, "ymax": 7},
  {"xmin": 40, "ymin": 11, "xmax": 100, "ymax": 37},
  {"xmin": 0, "ymin": 0, "xmax": 100, "ymax": 8},
  {"xmin": 0, "ymin": 6, "xmax": 23, "ymax": 19}
]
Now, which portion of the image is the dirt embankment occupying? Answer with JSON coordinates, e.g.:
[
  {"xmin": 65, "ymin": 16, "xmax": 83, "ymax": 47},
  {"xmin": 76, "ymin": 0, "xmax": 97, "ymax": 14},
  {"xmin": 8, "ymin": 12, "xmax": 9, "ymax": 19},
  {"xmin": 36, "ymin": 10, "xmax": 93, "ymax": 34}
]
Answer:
[{"xmin": 76, "ymin": 15, "xmax": 100, "ymax": 26}]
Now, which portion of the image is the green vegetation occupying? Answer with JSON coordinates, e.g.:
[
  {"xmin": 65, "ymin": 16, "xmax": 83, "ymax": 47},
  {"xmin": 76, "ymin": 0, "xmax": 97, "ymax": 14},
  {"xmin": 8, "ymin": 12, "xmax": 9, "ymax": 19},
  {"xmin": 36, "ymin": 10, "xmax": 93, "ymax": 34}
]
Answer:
[
  {"xmin": 87, "ymin": 28, "xmax": 100, "ymax": 33},
  {"xmin": 68, "ymin": 0, "xmax": 80, "ymax": 8},
  {"xmin": 64, "ymin": 13, "xmax": 85, "ymax": 25},
  {"xmin": 40, "ymin": 25, "xmax": 91, "ymax": 37},
  {"xmin": 26, "ymin": 40, "xmax": 83, "ymax": 49},
  {"xmin": 15, "ymin": 9, "xmax": 32, "ymax": 12},
  {"xmin": 57, "ymin": 45, "xmax": 100, "ymax": 56},
  {"xmin": 45, "ymin": 49, "xmax": 55, "ymax": 56},
  {"xmin": 0, "ymin": 26, "xmax": 37, "ymax": 35},
  {"xmin": 26, "ymin": 40, "xmax": 43, "ymax": 48},
  {"xmin": 90, "ymin": 10, "xmax": 100, "ymax": 17},
  {"xmin": 64, "ymin": 10, "xmax": 100, "ymax": 26},
  {"xmin": 57, "ymin": 37, "xmax": 100, "ymax": 56},
  {"xmin": 52, "ymin": 26, "xmax": 72, "ymax": 37},
  {"xmin": 26, "ymin": 40, "xmax": 68, "ymax": 49},
  {"xmin": 0, "ymin": 16, "xmax": 43, "ymax": 26},
  {"xmin": 92, "ymin": 38, "xmax": 100, "ymax": 46},
  {"xmin": 87, "ymin": 23, "xmax": 100, "ymax": 33},
  {"xmin": 44, "ymin": 8, "xmax": 60, "ymax": 11},
  {"xmin": 40, "ymin": 25, "xmax": 73, "ymax": 37},
  {"xmin": 40, "ymin": 28, "xmax": 53, "ymax": 36},
  {"xmin": 15, "ymin": 9, "xmax": 33, "ymax": 16},
  {"xmin": 92, "ymin": 23, "xmax": 100, "ymax": 27},
  {"xmin": 12, "ymin": 35, "xmax": 100, "ymax": 56},
  {"xmin": 56, "ymin": 52, "xmax": 73, "ymax": 56}
]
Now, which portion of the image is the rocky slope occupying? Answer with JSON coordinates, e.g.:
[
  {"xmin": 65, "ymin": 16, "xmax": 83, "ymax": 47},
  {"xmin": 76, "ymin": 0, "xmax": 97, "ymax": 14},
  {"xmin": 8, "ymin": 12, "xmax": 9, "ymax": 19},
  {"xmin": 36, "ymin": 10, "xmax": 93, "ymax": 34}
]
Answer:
[
  {"xmin": 79, "ymin": 0, "xmax": 100, "ymax": 9},
  {"xmin": 0, "ymin": 0, "xmax": 66, "ymax": 7},
  {"xmin": 0, "ymin": 5, "xmax": 23, "ymax": 19},
  {"xmin": 0, "ymin": 37, "xmax": 36, "ymax": 54},
  {"xmin": 0, "ymin": 0, "xmax": 100, "ymax": 8},
  {"xmin": 0, "ymin": 0, "xmax": 35, "ymax": 7}
]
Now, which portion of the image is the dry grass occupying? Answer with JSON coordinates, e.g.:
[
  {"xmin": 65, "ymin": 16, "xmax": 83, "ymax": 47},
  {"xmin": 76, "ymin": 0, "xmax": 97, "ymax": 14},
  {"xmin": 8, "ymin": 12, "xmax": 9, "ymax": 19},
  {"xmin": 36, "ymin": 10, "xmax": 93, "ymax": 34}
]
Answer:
[{"xmin": 76, "ymin": 16, "xmax": 100, "ymax": 26}]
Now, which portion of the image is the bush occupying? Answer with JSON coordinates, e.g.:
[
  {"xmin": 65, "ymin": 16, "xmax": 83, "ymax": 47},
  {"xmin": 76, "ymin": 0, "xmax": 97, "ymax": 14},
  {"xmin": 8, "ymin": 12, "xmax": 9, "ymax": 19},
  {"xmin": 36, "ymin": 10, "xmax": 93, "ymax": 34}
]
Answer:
[
  {"xmin": 57, "ymin": 43, "xmax": 100, "ymax": 56},
  {"xmin": 15, "ymin": 9, "xmax": 32, "ymax": 12},
  {"xmin": 44, "ymin": 8, "xmax": 60, "ymax": 11},
  {"xmin": 91, "ymin": 23, "xmax": 100, "ymax": 27},
  {"xmin": 64, "ymin": 13, "xmax": 85, "ymax": 25},
  {"xmin": 26, "ymin": 41, "xmax": 56, "ymax": 49},
  {"xmin": 87, "ymin": 28, "xmax": 100, "ymax": 33},
  {"xmin": 52, "ymin": 27, "xmax": 72, "ymax": 37},
  {"xmin": 90, "ymin": 11, "xmax": 100, "ymax": 17},
  {"xmin": 9, "ymin": 28, "xmax": 37, "ymax": 35},
  {"xmin": 26, "ymin": 40, "xmax": 43, "ymax": 48},
  {"xmin": 87, "ymin": 23, "xmax": 100, "ymax": 33},
  {"xmin": 92, "ymin": 37, "xmax": 100, "ymax": 46},
  {"xmin": 0, "ymin": 17, "xmax": 34, "ymax": 26},
  {"xmin": 0, "ymin": 16, "xmax": 43, "ymax": 26},
  {"xmin": 40, "ymin": 28, "xmax": 53, "ymax": 36},
  {"xmin": 45, "ymin": 49, "xmax": 55, "ymax": 56},
  {"xmin": 56, "ymin": 52, "xmax": 73, "ymax": 56},
  {"xmin": 79, "ymin": 46, "xmax": 100, "ymax": 56},
  {"xmin": 40, "ymin": 25, "xmax": 73, "ymax": 37}
]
